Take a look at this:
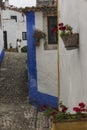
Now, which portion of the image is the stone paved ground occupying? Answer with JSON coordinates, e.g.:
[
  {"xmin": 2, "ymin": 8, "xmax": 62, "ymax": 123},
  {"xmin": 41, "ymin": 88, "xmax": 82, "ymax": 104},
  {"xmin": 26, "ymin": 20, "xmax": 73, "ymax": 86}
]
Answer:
[{"xmin": 0, "ymin": 52, "xmax": 51, "ymax": 130}]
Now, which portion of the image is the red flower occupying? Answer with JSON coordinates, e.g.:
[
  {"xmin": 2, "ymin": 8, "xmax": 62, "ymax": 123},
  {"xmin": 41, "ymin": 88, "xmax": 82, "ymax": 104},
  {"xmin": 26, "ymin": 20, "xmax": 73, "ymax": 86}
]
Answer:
[
  {"xmin": 73, "ymin": 107, "xmax": 81, "ymax": 112},
  {"xmin": 52, "ymin": 27, "xmax": 57, "ymax": 33},
  {"xmin": 62, "ymin": 26, "xmax": 66, "ymax": 30},
  {"xmin": 51, "ymin": 111, "xmax": 57, "ymax": 117},
  {"xmin": 62, "ymin": 107, "xmax": 68, "ymax": 112},
  {"xmin": 59, "ymin": 26, "xmax": 66, "ymax": 31},
  {"xmin": 80, "ymin": 108, "xmax": 87, "ymax": 112},
  {"xmin": 58, "ymin": 23, "xmax": 64, "ymax": 26},
  {"xmin": 78, "ymin": 102, "xmax": 85, "ymax": 108},
  {"xmin": 59, "ymin": 27, "xmax": 62, "ymax": 30},
  {"xmin": 40, "ymin": 105, "xmax": 47, "ymax": 111}
]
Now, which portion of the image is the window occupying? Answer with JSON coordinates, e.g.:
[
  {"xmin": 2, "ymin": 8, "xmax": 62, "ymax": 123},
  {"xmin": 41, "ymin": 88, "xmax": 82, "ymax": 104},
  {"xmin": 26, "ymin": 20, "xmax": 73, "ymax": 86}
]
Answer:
[
  {"xmin": 11, "ymin": 16, "xmax": 17, "ymax": 22},
  {"xmin": 48, "ymin": 16, "xmax": 58, "ymax": 44},
  {"xmin": 22, "ymin": 32, "xmax": 27, "ymax": 40}
]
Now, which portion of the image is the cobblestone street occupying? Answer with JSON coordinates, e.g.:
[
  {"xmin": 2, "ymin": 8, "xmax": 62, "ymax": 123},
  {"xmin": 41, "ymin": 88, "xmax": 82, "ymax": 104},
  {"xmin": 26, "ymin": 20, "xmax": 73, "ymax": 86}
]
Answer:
[{"xmin": 0, "ymin": 52, "xmax": 51, "ymax": 130}]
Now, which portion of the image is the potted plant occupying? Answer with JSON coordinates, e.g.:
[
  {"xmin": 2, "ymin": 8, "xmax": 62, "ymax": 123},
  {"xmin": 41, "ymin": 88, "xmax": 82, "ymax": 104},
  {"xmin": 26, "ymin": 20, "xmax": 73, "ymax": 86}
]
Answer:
[
  {"xmin": 41, "ymin": 102, "xmax": 87, "ymax": 130},
  {"xmin": 59, "ymin": 23, "xmax": 79, "ymax": 50},
  {"xmin": 33, "ymin": 29, "xmax": 46, "ymax": 46}
]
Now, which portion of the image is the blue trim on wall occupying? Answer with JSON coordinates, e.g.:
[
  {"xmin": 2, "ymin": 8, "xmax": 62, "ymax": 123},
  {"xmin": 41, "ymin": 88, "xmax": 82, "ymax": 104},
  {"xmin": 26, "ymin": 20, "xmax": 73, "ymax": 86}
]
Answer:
[
  {"xmin": 26, "ymin": 12, "xmax": 58, "ymax": 109},
  {"xmin": 0, "ymin": 48, "xmax": 4, "ymax": 65}
]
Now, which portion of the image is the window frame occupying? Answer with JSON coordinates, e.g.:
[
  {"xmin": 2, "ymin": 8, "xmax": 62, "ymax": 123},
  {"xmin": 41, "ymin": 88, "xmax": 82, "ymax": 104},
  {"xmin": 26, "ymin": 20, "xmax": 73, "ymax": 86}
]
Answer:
[
  {"xmin": 11, "ymin": 16, "xmax": 17, "ymax": 22},
  {"xmin": 22, "ymin": 32, "xmax": 27, "ymax": 40},
  {"xmin": 47, "ymin": 16, "xmax": 58, "ymax": 45}
]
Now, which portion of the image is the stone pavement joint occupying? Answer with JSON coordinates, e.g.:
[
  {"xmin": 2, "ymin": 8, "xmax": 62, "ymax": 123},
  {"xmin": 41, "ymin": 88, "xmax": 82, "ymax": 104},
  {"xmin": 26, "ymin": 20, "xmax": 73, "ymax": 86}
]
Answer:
[{"xmin": 0, "ymin": 52, "xmax": 51, "ymax": 130}]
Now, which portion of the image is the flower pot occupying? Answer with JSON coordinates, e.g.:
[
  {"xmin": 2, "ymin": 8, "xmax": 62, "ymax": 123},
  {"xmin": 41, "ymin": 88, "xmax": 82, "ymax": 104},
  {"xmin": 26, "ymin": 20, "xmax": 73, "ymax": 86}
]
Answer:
[
  {"xmin": 61, "ymin": 33, "xmax": 79, "ymax": 50},
  {"xmin": 51, "ymin": 120, "xmax": 87, "ymax": 130},
  {"xmin": 35, "ymin": 41, "xmax": 40, "ymax": 47}
]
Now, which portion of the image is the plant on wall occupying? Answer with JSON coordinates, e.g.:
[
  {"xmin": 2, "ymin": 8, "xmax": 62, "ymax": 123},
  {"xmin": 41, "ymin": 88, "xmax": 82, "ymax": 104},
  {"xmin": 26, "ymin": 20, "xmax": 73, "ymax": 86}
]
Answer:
[
  {"xmin": 59, "ymin": 23, "xmax": 79, "ymax": 50},
  {"xmin": 33, "ymin": 29, "xmax": 46, "ymax": 46},
  {"xmin": 43, "ymin": 102, "xmax": 87, "ymax": 121},
  {"xmin": 59, "ymin": 23, "xmax": 73, "ymax": 37},
  {"xmin": 41, "ymin": 102, "xmax": 87, "ymax": 130}
]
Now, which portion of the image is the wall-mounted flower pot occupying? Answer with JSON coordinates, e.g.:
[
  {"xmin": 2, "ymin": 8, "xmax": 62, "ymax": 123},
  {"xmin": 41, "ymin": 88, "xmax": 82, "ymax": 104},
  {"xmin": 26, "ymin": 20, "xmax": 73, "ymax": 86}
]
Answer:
[
  {"xmin": 35, "ymin": 42, "xmax": 40, "ymax": 47},
  {"xmin": 51, "ymin": 120, "xmax": 87, "ymax": 130},
  {"xmin": 61, "ymin": 33, "xmax": 79, "ymax": 50}
]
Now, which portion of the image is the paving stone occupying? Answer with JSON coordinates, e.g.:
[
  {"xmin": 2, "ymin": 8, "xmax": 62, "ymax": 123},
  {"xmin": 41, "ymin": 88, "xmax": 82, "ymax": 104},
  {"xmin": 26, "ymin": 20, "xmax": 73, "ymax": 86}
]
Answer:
[{"xmin": 0, "ymin": 52, "xmax": 51, "ymax": 130}]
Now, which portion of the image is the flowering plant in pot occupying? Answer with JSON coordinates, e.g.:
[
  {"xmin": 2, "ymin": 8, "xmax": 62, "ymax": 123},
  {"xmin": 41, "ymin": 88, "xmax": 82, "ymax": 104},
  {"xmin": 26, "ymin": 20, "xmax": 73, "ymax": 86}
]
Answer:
[
  {"xmin": 59, "ymin": 23, "xmax": 79, "ymax": 50},
  {"xmin": 41, "ymin": 102, "xmax": 87, "ymax": 130},
  {"xmin": 33, "ymin": 29, "xmax": 46, "ymax": 46}
]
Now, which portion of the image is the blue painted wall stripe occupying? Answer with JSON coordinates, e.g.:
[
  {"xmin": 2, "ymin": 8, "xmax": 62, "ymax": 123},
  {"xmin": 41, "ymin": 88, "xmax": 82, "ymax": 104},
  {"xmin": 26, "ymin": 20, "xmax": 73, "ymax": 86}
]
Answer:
[
  {"xmin": 0, "ymin": 48, "xmax": 4, "ymax": 65},
  {"xmin": 26, "ymin": 11, "xmax": 58, "ymax": 109}
]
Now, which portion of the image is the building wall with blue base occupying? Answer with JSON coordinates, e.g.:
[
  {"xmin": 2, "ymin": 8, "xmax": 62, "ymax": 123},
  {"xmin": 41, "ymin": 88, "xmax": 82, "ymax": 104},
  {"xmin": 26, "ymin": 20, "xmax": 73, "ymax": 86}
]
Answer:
[
  {"xmin": 26, "ymin": 11, "xmax": 58, "ymax": 109},
  {"xmin": 0, "ymin": 48, "xmax": 4, "ymax": 65}
]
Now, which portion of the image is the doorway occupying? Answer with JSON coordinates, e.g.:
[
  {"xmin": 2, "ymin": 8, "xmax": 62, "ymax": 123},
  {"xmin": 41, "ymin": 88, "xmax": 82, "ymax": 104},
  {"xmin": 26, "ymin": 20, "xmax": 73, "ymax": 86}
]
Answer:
[{"xmin": 3, "ymin": 31, "xmax": 7, "ymax": 49}]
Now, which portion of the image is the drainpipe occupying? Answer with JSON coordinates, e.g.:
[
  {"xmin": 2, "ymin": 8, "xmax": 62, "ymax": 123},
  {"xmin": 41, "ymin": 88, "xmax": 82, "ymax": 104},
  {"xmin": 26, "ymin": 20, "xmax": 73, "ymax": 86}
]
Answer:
[{"xmin": 56, "ymin": 0, "xmax": 60, "ymax": 110}]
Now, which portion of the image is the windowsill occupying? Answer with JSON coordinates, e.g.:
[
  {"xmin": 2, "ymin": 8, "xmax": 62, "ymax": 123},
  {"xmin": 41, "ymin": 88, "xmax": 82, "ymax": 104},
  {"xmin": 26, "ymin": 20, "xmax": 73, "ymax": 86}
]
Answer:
[{"xmin": 44, "ymin": 43, "xmax": 58, "ymax": 50}]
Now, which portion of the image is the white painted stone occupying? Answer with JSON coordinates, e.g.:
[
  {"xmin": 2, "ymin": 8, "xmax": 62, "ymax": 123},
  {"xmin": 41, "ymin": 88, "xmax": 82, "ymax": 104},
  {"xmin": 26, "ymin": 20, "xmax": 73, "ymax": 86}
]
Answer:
[
  {"xmin": 2, "ymin": 6, "xmax": 27, "ymax": 49},
  {"xmin": 35, "ymin": 12, "xmax": 43, "ymax": 31},
  {"xmin": 59, "ymin": 0, "xmax": 87, "ymax": 112},
  {"xmin": 0, "ymin": 8, "xmax": 4, "ymax": 53},
  {"xmin": 35, "ymin": 12, "xmax": 58, "ymax": 97}
]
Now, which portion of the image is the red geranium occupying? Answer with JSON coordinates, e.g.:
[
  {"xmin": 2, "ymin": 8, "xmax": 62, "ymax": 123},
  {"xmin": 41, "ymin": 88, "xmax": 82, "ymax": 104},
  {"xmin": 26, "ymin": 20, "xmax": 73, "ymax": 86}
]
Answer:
[
  {"xmin": 62, "ymin": 107, "xmax": 68, "ymax": 112},
  {"xmin": 58, "ymin": 22, "xmax": 73, "ymax": 37},
  {"xmin": 58, "ymin": 22, "xmax": 66, "ymax": 31},
  {"xmin": 40, "ymin": 105, "xmax": 47, "ymax": 111},
  {"xmin": 58, "ymin": 23, "xmax": 64, "ymax": 26},
  {"xmin": 51, "ymin": 111, "xmax": 57, "ymax": 117},
  {"xmin": 80, "ymin": 108, "xmax": 87, "ymax": 112},
  {"xmin": 59, "ymin": 26, "xmax": 66, "ymax": 30},
  {"xmin": 52, "ymin": 27, "xmax": 57, "ymax": 33},
  {"xmin": 78, "ymin": 102, "xmax": 85, "ymax": 108},
  {"xmin": 73, "ymin": 107, "xmax": 81, "ymax": 112}
]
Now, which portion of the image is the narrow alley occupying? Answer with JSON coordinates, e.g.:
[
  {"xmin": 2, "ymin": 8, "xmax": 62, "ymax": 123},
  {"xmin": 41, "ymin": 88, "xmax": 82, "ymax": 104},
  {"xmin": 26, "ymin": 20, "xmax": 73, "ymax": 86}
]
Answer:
[{"xmin": 0, "ymin": 52, "xmax": 51, "ymax": 130}]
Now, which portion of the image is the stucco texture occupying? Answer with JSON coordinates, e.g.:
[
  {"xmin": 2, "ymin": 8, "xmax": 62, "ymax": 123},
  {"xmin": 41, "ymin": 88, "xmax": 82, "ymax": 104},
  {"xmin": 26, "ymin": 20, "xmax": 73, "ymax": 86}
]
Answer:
[
  {"xmin": 35, "ymin": 12, "xmax": 58, "ymax": 97},
  {"xmin": 59, "ymin": 0, "xmax": 87, "ymax": 112}
]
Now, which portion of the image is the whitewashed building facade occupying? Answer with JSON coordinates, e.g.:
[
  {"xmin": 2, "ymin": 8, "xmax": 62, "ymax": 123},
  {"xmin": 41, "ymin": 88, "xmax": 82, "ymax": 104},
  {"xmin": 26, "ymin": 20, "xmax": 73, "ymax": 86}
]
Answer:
[
  {"xmin": 25, "ymin": 6, "xmax": 58, "ymax": 108},
  {"xmin": 59, "ymin": 0, "xmax": 87, "ymax": 112},
  {"xmin": 3, "ymin": 0, "xmax": 27, "ymax": 49}
]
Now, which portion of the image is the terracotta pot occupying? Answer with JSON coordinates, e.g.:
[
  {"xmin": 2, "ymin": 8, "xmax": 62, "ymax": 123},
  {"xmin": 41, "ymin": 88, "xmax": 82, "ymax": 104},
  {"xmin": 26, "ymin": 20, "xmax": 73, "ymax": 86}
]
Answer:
[
  {"xmin": 61, "ymin": 33, "xmax": 79, "ymax": 50},
  {"xmin": 51, "ymin": 120, "xmax": 87, "ymax": 130}
]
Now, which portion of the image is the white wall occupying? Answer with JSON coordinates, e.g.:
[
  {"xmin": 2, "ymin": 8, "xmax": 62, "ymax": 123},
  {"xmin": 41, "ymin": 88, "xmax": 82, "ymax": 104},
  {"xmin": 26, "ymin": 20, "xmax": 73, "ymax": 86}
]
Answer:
[
  {"xmin": 3, "ymin": 8, "xmax": 27, "ymax": 49},
  {"xmin": 35, "ymin": 12, "xmax": 58, "ymax": 97},
  {"xmin": 59, "ymin": 0, "xmax": 87, "ymax": 112},
  {"xmin": 0, "ymin": 29, "xmax": 4, "ymax": 52},
  {"xmin": 0, "ymin": 8, "xmax": 4, "ymax": 53}
]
